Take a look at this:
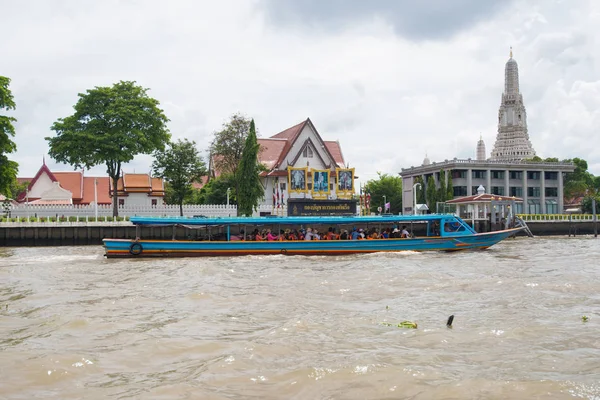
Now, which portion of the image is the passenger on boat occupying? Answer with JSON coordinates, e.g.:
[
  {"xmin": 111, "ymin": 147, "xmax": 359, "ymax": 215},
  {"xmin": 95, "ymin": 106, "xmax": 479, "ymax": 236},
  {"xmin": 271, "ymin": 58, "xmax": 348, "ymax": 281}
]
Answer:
[
  {"xmin": 401, "ymin": 226, "xmax": 410, "ymax": 238},
  {"xmin": 267, "ymin": 229, "xmax": 279, "ymax": 241},
  {"xmin": 340, "ymin": 229, "xmax": 349, "ymax": 240},
  {"xmin": 350, "ymin": 227, "xmax": 360, "ymax": 240},
  {"xmin": 390, "ymin": 228, "xmax": 400, "ymax": 238}
]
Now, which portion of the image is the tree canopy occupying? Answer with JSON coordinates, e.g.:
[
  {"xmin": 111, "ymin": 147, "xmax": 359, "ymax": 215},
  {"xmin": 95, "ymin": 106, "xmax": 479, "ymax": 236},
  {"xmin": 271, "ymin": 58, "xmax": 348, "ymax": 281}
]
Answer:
[
  {"xmin": 46, "ymin": 81, "xmax": 170, "ymax": 216},
  {"xmin": 209, "ymin": 113, "xmax": 253, "ymax": 177},
  {"xmin": 192, "ymin": 174, "xmax": 237, "ymax": 206},
  {"xmin": 0, "ymin": 76, "xmax": 19, "ymax": 196},
  {"xmin": 152, "ymin": 139, "xmax": 207, "ymax": 216},
  {"xmin": 364, "ymin": 172, "xmax": 403, "ymax": 215},
  {"xmin": 236, "ymin": 119, "xmax": 264, "ymax": 216}
]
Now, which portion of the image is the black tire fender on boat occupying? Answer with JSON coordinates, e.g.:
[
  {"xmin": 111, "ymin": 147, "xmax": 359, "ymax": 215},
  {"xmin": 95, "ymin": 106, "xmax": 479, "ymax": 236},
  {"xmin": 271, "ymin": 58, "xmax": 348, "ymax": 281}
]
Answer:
[
  {"xmin": 280, "ymin": 249, "xmax": 287, "ymax": 255},
  {"xmin": 129, "ymin": 242, "xmax": 143, "ymax": 256}
]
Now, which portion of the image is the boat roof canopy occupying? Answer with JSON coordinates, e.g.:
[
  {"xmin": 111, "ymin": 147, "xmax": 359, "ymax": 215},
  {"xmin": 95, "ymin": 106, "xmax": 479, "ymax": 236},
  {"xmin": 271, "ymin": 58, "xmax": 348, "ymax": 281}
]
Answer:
[{"xmin": 130, "ymin": 214, "xmax": 461, "ymax": 226}]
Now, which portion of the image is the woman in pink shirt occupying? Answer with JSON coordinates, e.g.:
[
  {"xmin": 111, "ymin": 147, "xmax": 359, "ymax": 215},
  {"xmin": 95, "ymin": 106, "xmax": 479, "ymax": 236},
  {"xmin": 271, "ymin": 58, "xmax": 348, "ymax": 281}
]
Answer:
[{"xmin": 266, "ymin": 229, "xmax": 279, "ymax": 241}]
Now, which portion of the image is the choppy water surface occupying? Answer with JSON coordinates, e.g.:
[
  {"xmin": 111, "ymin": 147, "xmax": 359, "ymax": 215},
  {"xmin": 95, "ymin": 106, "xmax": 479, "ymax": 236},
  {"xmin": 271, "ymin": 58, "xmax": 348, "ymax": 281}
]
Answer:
[{"xmin": 1, "ymin": 237, "xmax": 599, "ymax": 399}]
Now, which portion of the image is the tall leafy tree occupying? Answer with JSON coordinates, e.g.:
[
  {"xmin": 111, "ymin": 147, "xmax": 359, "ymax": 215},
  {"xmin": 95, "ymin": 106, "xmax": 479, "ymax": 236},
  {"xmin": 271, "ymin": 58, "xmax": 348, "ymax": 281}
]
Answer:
[
  {"xmin": 426, "ymin": 175, "xmax": 437, "ymax": 213},
  {"xmin": 564, "ymin": 158, "xmax": 595, "ymax": 198},
  {"xmin": 446, "ymin": 172, "xmax": 454, "ymax": 200},
  {"xmin": 0, "ymin": 76, "xmax": 19, "ymax": 196},
  {"xmin": 46, "ymin": 81, "xmax": 170, "ymax": 216},
  {"xmin": 415, "ymin": 176, "xmax": 426, "ymax": 205},
  {"xmin": 192, "ymin": 174, "xmax": 237, "ymax": 205},
  {"xmin": 209, "ymin": 113, "xmax": 253, "ymax": 177},
  {"xmin": 236, "ymin": 119, "xmax": 264, "ymax": 216},
  {"xmin": 438, "ymin": 170, "xmax": 447, "ymax": 202},
  {"xmin": 152, "ymin": 139, "xmax": 207, "ymax": 216},
  {"xmin": 364, "ymin": 172, "xmax": 403, "ymax": 215}
]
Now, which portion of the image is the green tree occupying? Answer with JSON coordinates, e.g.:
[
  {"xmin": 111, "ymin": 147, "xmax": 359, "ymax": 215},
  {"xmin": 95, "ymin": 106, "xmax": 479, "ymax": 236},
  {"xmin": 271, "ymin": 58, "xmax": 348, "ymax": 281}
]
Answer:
[
  {"xmin": 446, "ymin": 172, "xmax": 454, "ymax": 200},
  {"xmin": 192, "ymin": 174, "xmax": 237, "ymax": 205},
  {"xmin": 0, "ymin": 76, "xmax": 19, "ymax": 196},
  {"xmin": 415, "ymin": 176, "xmax": 426, "ymax": 205},
  {"xmin": 46, "ymin": 81, "xmax": 170, "ymax": 216},
  {"xmin": 236, "ymin": 119, "xmax": 264, "ymax": 216},
  {"xmin": 364, "ymin": 172, "xmax": 402, "ymax": 215},
  {"xmin": 438, "ymin": 170, "xmax": 447, "ymax": 202},
  {"xmin": 426, "ymin": 175, "xmax": 437, "ymax": 213},
  {"xmin": 564, "ymin": 158, "xmax": 595, "ymax": 198},
  {"xmin": 209, "ymin": 113, "xmax": 253, "ymax": 177},
  {"xmin": 152, "ymin": 139, "xmax": 207, "ymax": 216}
]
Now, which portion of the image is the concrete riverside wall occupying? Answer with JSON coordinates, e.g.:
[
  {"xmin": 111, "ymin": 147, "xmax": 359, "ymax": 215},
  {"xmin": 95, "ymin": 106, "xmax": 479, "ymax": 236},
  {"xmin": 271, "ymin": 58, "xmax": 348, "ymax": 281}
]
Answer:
[{"xmin": 0, "ymin": 220, "xmax": 597, "ymax": 246}]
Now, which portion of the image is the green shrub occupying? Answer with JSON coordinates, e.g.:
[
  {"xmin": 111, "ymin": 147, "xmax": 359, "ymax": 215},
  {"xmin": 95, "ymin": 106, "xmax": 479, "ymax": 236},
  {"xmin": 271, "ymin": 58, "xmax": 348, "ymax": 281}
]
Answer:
[
  {"xmin": 88, "ymin": 217, "xmax": 96, "ymax": 222},
  {"xmin": 49, "ymin": 217, "xmax": 56, "ymax": 222},
  {"xmin": 68, "ymin": 216, "xmax": 77, "ymax": 222},
  {"xmin": 106, "ymin": 216, "xmax": 114, "ymax": 222},
  {"xmin": 39, "ymin": 217, "xmax": 47, "ymax": 222},
  {"xmin": 116, "ymin": 216, "xmax": 124, "ymax": 221},
  {"xmin": 10, "ymin": 218, "xmax": 17, "ymax": 222},
  {"xmin": 125, "ymin": 216, "xmax": 130, "ymax": 221}
]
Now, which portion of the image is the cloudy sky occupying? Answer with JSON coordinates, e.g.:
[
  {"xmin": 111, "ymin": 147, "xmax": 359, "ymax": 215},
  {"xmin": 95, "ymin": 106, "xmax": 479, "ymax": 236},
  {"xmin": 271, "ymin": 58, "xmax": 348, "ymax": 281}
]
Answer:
[{"xmin": 2, "ymin": 0, "xmax": 599, "ymax": 185}]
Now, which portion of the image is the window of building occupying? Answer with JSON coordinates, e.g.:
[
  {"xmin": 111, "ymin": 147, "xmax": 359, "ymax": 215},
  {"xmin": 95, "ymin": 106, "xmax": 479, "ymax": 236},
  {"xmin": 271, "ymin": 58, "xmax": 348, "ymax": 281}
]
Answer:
[
  {"xmin": 491, "ymin": 186, "xmax": 505, "ymax": 195},
  {"xmin": 491, "ymin": 170, "xmax": 505, "ymax": 179},
  {"xmin": 545, "ymin": 187, "xmax": 558, "ymax": 197},
  {"xmin": 512, "ymin": 203, "xmax": 523, "ymax": 214},
  {"xmin": 302, "ymin": 146, "xmax": 314, "ymax": 158},
  {"xmin": 452, "ymin": 170, "xmax": 467, "ymax": 179},
  {"xmin": 528, "ymin": 199, "xmax": 541, "ymax": 214},
  {"xmin": 453, "ymin": 186, "xmax": 467, "ymax": 197},
  {"xmin": 546, "ymin": 199, "xmax": 558, "ymax": 214},
  {"xmin": 472, "ymin": 170, "xmax": 486, "ymax": 179},
  {"xmin": 527, "ymin": 187, "xmax": 540, "ymax": 197},
  {"xmin": 544, "ymin": 171, "xmax": 558, "ymax": 180},
  {"xmin": 509, "ymin": 171, "xmax": 523, "ymax": 180},
  {"xmin": 527, "ymin": 171, "xmax": 541, "ymax": 180},
  {"xmin": 118, "ymin": 199, "xmax": 125, "ymax": 206},
  {"xmin": 509, "ymin": 187, "xmax": 523, "ymax": 197},
  {"xmin": 151, "ymin": 199, "xmax": 158, "ymax": 206}
]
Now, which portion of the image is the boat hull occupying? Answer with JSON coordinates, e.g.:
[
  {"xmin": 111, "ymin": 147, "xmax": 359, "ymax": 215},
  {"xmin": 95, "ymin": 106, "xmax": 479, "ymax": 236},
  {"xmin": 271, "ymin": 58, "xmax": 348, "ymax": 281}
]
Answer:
[{"xmin": 103, "ymin": 228, "xmax": 523, "ymax": 258}]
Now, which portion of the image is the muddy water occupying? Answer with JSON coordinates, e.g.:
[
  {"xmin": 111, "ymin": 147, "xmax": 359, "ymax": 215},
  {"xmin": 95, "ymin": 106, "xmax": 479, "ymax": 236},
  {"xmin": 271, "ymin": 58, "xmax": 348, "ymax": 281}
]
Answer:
[{"xmin": 1, "ymin": 237, "xmax": 599, "ymax": 399}]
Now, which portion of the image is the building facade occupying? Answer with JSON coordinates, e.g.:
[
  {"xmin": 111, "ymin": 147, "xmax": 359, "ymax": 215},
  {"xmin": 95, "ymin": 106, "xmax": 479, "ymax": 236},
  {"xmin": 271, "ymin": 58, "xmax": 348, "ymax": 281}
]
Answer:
[
  {"xmin": 400, "ymin": 50, "xmax": 574, "ymax": 215},
  {"xmin": 15, "ymin": 162, "xmax": 165, "ymax": 207},
  {"xmin": 400, "ymin": 158, "xmax": 574, "ymax": 215}
]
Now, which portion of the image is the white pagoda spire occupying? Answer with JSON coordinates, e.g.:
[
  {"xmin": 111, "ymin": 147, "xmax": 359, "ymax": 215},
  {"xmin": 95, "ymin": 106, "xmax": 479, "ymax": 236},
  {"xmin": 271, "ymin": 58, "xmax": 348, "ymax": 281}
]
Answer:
[{"xmin": 490, "ymin": 48, "xmax": 536, "ymax": 161}]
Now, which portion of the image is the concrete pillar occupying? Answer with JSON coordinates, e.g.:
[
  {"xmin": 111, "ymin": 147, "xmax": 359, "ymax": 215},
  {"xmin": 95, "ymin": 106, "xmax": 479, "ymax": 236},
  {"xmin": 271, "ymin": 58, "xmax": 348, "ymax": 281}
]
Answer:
[
  {"xmin": 504, "ymin": 169, "xmax": 510, "ymax": 197},
  {"xmin": 558, "ymin": 171, "xmax": 564, "ymax": 213},
  {"xmin": 522, "ymin": 171, "xmax": 528, "ymax": 214},
  {"xmin": 467, "ymin": 169, "xmax": 473, "ymax": 195},
  {"xmin": 540, "ymin": 170, "xmax": 546, "ymax": 214},
  {"xmin": 486, "ymin": 169, "xmax": 491, "ymax": 193}
]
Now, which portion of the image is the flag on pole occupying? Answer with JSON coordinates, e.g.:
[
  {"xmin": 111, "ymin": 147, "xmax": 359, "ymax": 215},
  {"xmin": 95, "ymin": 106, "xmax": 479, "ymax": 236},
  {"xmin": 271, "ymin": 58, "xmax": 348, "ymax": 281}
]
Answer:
[
  {"xmin": 385, "ymin": 202, "xmax": 391, "ymax": 211},
  {"xmin": 276, "ymin": 179, "xmax": 280, "ymax": 208}
]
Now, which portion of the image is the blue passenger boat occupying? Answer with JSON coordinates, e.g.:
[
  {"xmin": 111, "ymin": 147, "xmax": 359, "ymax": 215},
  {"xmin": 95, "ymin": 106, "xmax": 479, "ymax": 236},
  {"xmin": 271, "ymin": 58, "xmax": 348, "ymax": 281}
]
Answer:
[{"xmin": 103, "ymin": 214, "xmax": 524, "ymax": 258}]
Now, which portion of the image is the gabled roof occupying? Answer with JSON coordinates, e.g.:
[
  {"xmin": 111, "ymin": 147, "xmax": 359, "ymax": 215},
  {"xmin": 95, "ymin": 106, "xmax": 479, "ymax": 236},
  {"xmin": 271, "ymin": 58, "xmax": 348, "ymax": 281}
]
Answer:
[
  {"xmin": 323, "ymin": 140, "xmax": 345, "ymax": 167},
  {"xmin": 271, "ymin": 118, "xmax": 341, "ymax": 170},
  {"xmin": 18, "ymin": 162, "xmax": 58, "ymax": 201},
  {"xmin": 257, "ymin": 138, "xmax": 287, "ymax": 170},
  {"xmin": 54, "ymin": 171, "xmax": 83, "ymax": 200}
]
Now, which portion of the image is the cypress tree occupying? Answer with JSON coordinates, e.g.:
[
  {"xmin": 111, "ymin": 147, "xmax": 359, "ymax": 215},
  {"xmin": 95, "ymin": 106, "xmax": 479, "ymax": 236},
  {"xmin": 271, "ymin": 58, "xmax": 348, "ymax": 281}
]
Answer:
[{"xmin": 236, "ymin": 119, "xmax": 264, "ymax": 216}]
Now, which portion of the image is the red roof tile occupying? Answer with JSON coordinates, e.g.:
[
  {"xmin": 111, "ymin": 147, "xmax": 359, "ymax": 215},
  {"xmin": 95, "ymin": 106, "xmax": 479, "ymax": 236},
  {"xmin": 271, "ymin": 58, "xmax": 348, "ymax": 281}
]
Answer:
[
  {"xmin": 257, "ymin": 138, "xmax": 287, "ymax": 170},
  {"xmin": 324, "ymin": 141, "xmax": 345, "ymax": 167},
  {"xmin": 53, "ymin": 171, "xmax": 83, "ymax": 200},
  {"xmin": 81, "ymin": 177, "xmax": 111, "ymax": 204},
  {"xmin": 192, "ymin": 176, "xmax": 210, "ymax": 190}
]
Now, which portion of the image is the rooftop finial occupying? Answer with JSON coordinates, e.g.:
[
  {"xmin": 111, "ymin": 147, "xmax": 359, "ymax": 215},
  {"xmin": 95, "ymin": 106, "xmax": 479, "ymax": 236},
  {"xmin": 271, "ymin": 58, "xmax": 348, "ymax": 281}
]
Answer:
[{"xmin": 510, "ymin": 46, "xmax": 513, "ymax": 58}]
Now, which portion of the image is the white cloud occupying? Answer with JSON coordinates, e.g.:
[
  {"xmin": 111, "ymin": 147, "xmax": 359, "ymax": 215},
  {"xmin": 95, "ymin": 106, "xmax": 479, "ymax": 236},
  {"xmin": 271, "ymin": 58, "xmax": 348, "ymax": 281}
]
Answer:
[{"xmin": 2, "ymin": 0, "xmax": 599, "ymax": 182}]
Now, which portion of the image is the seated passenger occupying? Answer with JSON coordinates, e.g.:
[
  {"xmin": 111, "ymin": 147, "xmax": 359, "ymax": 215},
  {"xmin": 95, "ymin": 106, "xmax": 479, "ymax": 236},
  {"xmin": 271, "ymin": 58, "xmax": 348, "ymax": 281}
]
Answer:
[
  {"xmin": 401, "ymin": 226, "xmax": 410, "ymax": 238},
  {"xmin": 267, "ymin": 229, "xmax": 279, "ymax": 241}
]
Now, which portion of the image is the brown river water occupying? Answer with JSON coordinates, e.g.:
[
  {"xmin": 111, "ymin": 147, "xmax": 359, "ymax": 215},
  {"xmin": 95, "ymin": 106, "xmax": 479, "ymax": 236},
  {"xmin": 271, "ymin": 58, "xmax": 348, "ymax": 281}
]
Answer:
[{"xmin": 1, "ymin": 237, "xmax": 599, "ymax": 399}]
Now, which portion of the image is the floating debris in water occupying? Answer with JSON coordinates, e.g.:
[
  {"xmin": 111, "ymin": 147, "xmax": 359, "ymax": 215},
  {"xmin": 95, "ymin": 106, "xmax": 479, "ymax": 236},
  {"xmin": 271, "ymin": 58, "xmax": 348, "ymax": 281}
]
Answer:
[
  {"xmin": 582, "ymin": 315, "xmax": 589, "ymax": 322},
  {"xmin": 447, "ymin": 315, "xmax": 454, "ymax": 328},
  {"xmin": 381, "ymin": 321, "xmax": 418, "ymax": 329}
]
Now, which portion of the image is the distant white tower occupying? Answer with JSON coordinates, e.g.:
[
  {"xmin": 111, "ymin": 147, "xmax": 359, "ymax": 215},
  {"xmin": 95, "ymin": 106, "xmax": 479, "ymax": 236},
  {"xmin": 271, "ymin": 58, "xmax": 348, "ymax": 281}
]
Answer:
[
  {"xmin": 476, "ymin": 135, "xmax": 486, "ymax": 161},
  {"xmin": 422, "ymin": 154, "xmax": 431, "ymax": 166},
  {"xmin": 490, "ymin": 48, "xmax": 536, "ymax": 161}
]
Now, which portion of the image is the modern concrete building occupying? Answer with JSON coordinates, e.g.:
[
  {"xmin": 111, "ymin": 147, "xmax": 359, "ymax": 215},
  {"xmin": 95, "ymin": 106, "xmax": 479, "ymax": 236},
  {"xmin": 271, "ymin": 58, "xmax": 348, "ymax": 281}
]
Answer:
[
  {"xmin": 400, "ymin": 158, "xmax": 574, "ymax": 215},
  {"xmin": 400, "ymin": 50, "xmax": 574, "ymax": 215}
]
